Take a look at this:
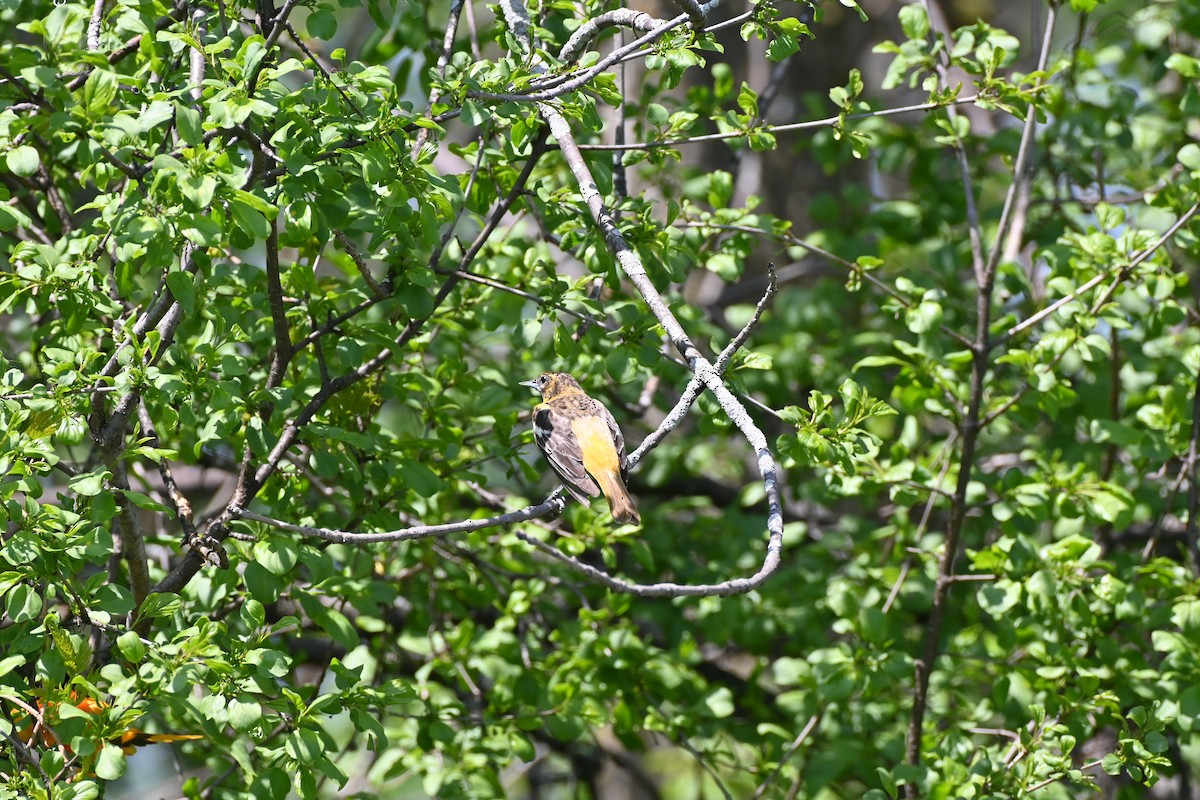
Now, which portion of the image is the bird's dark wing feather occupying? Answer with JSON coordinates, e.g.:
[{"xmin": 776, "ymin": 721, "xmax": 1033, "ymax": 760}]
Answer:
[{"xmin": 534, "ymin": 405, "xmax": 600, "ymax": 503}]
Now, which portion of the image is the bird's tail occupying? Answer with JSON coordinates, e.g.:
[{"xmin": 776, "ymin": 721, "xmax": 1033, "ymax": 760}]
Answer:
[{"xmin": 597, "ymin": 473, "xmax": 640, "ymax": 525}]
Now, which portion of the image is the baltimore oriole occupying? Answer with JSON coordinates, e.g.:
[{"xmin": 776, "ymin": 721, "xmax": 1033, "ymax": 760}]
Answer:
[
  {"xmin": 520, "ymin": 371, "xmax": 640, "ymax": 524},
  {"xmin": 14, "ymin": 693, "xmax": 202, "ymax": 755}
]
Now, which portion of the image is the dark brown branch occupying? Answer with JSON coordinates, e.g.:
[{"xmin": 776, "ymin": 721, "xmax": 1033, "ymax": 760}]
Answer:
[
  {"xmin": 112, "ymin": 461, "xmax": 152, "ymax": 628},
  {"xmin": 904, "ymin": 5, "xmax": 1059, "ymax": 788},
  {"xmin": 264, "ymin": 216, "xmax": 293, "ymax": 387}
]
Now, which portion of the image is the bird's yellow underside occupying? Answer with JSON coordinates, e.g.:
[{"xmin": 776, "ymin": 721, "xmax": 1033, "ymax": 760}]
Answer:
[{"xmin": 571, "ymin": 415, "xmax": 620, "ymax": 477}]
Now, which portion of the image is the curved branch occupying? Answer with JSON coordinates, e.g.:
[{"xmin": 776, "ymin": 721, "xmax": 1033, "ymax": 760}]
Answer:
[
  {"xmin": 470, "ymin": 0, "xmax": 728, "ymax": 103},
  {"xmin": 535, "ymin": 104, "xmax": 784, "ymax": 595},
  {"xmin": 559, "ymin": 9, "xmax": 668, "ymax": 64},
  {"xmin": 219, "ymin": 261, "xmax": 777, "ymax": 560}
]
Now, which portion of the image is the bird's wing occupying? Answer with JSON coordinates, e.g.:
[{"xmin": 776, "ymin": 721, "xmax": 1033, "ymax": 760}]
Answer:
[{"xmin": 534, "ymin": 404, "xmax": 600, "ymax": 503}]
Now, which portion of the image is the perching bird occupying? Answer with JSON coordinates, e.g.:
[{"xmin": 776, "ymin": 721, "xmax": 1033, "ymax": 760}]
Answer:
[
  {"xmin": 520, "ymin": 371, "xmax": 640, "ymax": 524},
  {"xmin": 14, "ymin": 693, "xmax": 203, "ymax": 755}
]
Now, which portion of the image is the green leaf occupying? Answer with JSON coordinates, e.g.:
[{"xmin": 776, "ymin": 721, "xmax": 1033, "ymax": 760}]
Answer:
[
  {"xmin": 94, "ymin": 742, "xmax": 127, "ymax": 780},
  {"xmin": 137, "ymin": 592, "xmax": 182, "ymax": 621},
  {"xmin": 307, "ymin": 8, "xmax": 337, "ymax": 39},
  {"xmin": 229, "ymin": 195, "xmax": 270, "ymax": 239},
  {"xmin": 1179, "ymin": 143, "xmax": 1200, "ymax": 171},
  {"xmin": 70, "ymin": 470, "xmax": 111, "ymax": 497},
  {"xmin": 166, "ymin": 270, "xmax": 197, "ymax": 315},
  {"xmin": 898, "ymin": 4, "xmax": 929, "ymax": 40},
  {"xmin": 6, "ymin": 585, "xmax": 42, "ymax": 623},
  {"xmin": 315, "ymin": 608, "xmax": 358, "ymax": 650},
  {"xmin": 702, "ymin": 687, "xmax": 734, "ymax": 718},
  {"xmin": 116, "ymin": 630, "xmax": 147, "ymax": 662},
  {"xmin": 1172, "ymin": 599, "xmax": 1200, "ymax": 635},
  {"xmin": 81, "ymin": 68, "xmax": 118, "ymax": 119},
  {"xmin": 176, "ymin": 103, "xmax": 203, "ymax": 145},
  {"xmin": 6, "ymin": 145, "xmax": 40, "ymax": 177}
]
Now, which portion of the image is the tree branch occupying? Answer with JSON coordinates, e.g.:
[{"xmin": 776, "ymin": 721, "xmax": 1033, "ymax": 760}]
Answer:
[
  {"xmin": 470, "ymin": 0, "xmax": 728, "ymax": 102},
  {"xmin": 559, "ymin": 9, "xmax": 668, "ymax": 64},
  {"xmin": 1003, "ymin": 199, "xmax": 1200, "ymax": 342},
  {"xmin": 904, "ymin": 5, "xmax": 1059, "ymax": 789}
]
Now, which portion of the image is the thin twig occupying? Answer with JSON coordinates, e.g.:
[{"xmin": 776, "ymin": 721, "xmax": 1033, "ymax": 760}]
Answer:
[
  {"xmin": 751, "ymin": 713, "xmax": 821, "ymax": 800},
  {"xmin": 631, "ymin": 264, "xmax": 776, "ymax": 462},
  {"xmin": 1187, "ymin": 354, "xmax": 1200, "ymax": 574},
  {"xmin": 883, "ymin": 433, "xmax": 957, "ymax": 614},
  {"xmin": 1003, "ymin": 199, "xmax": 1200, "ymax": 341},
  {"xmin": 234, "ymin": 497, "xmax": 565, "ymax": 544},
  {"xmin": 1023, "ymin": 758, "xmax": 1104, "ymax": 794},
  {"xmin": 333, "ymin": 230, "xmax": 387, "ymax": 298},
  {"xmin": 575, "ymin": 95, "xmax": 980, "ymax": 153},
  {"xmin": 470, "ymin": 0, "xmax": 728, "ymax": 102},
  {"xmin": 415, "ymin": 0, "xmax": 466, "ymax": 151},
  {"xmin": 687, "ymin": 221, "xmax": 974, "ymax": 349}
]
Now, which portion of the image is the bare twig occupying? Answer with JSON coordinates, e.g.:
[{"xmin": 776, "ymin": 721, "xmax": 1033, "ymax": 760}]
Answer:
[
  {"xmin": 1023, "ymin": 758, "xmax": 1104, "ymax": 794},
  {"xmin": 137, "ymin": 401, "xmax": 200, "ymax": 547},
  {"xmin": 232, "ymin": 497, "xmax": 567, "ymax": 544},
  {"xmin": 415, "ymin": 0, "xmax": 466, "ymax": 151},
  {"xmin": 333, "ymin": 230, "xmax": 387, "ymax": 298},
  {"xmin": 883, "ymin": 433, "xmax": 957, "ymax": 614},
  {"xmin": 688, "ymin": 221, "xmax": 974, "ymax": 349},
  {"xmin": 751, "ymin": 713, "xmax": 821, "ymax": 800},
  {"xmin": 471, "ymin": 0, "xmax": 728, "ymax": 102},
  {"xmin": 631, "ymin": 264, "xmax": 776, "ymax": 461},
  {"xmin": 576, "ymin": 93, "xmax": 974, "ymax": 150}
]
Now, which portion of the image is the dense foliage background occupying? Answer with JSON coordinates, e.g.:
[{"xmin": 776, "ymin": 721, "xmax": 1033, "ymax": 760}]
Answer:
[{"xmin": 3, "ymin": 0, "xmax": 1200, "ymax": 797}]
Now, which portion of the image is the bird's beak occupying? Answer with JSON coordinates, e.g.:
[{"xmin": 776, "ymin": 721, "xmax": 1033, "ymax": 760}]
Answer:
[{"xmin": 519, "ymin": 379, "xmax": 539, "ymax": 390}]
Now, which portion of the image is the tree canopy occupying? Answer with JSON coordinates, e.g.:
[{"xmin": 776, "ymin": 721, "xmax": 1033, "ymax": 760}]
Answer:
[{"xmin": 2, "ymin": 0, "xmax": 1200, "ymax": 798}]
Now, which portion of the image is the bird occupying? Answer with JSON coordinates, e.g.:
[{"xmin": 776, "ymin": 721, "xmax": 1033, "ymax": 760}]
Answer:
[
  {"xmin": 520, "ymin": 371, "xmax": 640, "ymax": 524},
  {"xmin": 14, "ymin": 693, "xmax": 203, "ymax": 755}
]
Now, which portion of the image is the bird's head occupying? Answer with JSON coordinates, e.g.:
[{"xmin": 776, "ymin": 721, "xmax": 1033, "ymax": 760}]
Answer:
[{"xmin": 520, "ymin": 371, "xmax": 583, "ymax": 400}]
